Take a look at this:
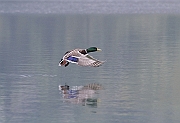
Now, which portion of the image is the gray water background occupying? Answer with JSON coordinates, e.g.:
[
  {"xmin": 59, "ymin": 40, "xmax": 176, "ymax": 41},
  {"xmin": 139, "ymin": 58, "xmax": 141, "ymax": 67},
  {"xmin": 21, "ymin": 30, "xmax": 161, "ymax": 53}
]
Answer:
[
  {"xmin": 1, "ymin": 1, "xmax": 180, "ymax": 123},
  {"xmin": 0, "ymin": 0, "xmax": 180, "ymax": 14}
]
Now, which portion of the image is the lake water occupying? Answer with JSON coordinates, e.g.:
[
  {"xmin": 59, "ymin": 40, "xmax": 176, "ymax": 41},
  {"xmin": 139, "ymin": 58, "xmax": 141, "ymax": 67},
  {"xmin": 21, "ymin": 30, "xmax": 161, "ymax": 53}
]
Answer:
[
  {"xmin": 1, "ymin": 0, "xmax": 180, "ymax": 14},
  {"xmin": 1, "ymin": 1, "xmax": 180, "ymax": 123}
]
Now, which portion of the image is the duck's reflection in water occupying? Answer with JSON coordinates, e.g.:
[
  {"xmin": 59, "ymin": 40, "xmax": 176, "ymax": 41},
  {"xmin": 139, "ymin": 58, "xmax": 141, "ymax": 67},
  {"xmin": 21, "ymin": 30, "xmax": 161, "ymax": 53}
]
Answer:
[{"xmin": 59, "ymin": 83, "xmax": 104, "ymax": 107}]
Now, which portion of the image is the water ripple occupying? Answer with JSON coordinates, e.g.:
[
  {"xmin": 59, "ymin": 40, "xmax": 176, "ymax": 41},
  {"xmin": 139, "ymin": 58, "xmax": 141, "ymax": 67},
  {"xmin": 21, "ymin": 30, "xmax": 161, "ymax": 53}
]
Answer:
[{"xmin": 0, "ymin": 73, "xmax": 57, "ymax": 79}]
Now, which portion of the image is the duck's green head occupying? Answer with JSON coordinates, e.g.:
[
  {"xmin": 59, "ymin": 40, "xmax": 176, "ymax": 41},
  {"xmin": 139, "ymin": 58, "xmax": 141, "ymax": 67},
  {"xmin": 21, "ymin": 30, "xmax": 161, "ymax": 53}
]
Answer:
[{"xmin": 86, "ymin": 47, "xmax": 101, "ymax": 53}]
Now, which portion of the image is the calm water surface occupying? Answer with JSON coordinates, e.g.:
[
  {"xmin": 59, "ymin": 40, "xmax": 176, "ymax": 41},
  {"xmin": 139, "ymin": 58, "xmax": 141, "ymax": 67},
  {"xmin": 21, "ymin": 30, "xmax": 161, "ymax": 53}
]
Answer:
[
  {"xmin": 1, "ymin": 0, "xmax": 180, "ymax": 14},
  {"xmin": 0, "ymin": 11, "xmax": 180, "ymax": 123}
]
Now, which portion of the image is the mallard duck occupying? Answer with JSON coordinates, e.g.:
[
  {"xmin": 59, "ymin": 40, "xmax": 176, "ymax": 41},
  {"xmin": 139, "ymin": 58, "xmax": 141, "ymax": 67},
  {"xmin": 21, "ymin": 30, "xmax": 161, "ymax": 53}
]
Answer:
[{"xmin": 59, "ymin": 47, "xmax": 104, "ymax": 67}]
